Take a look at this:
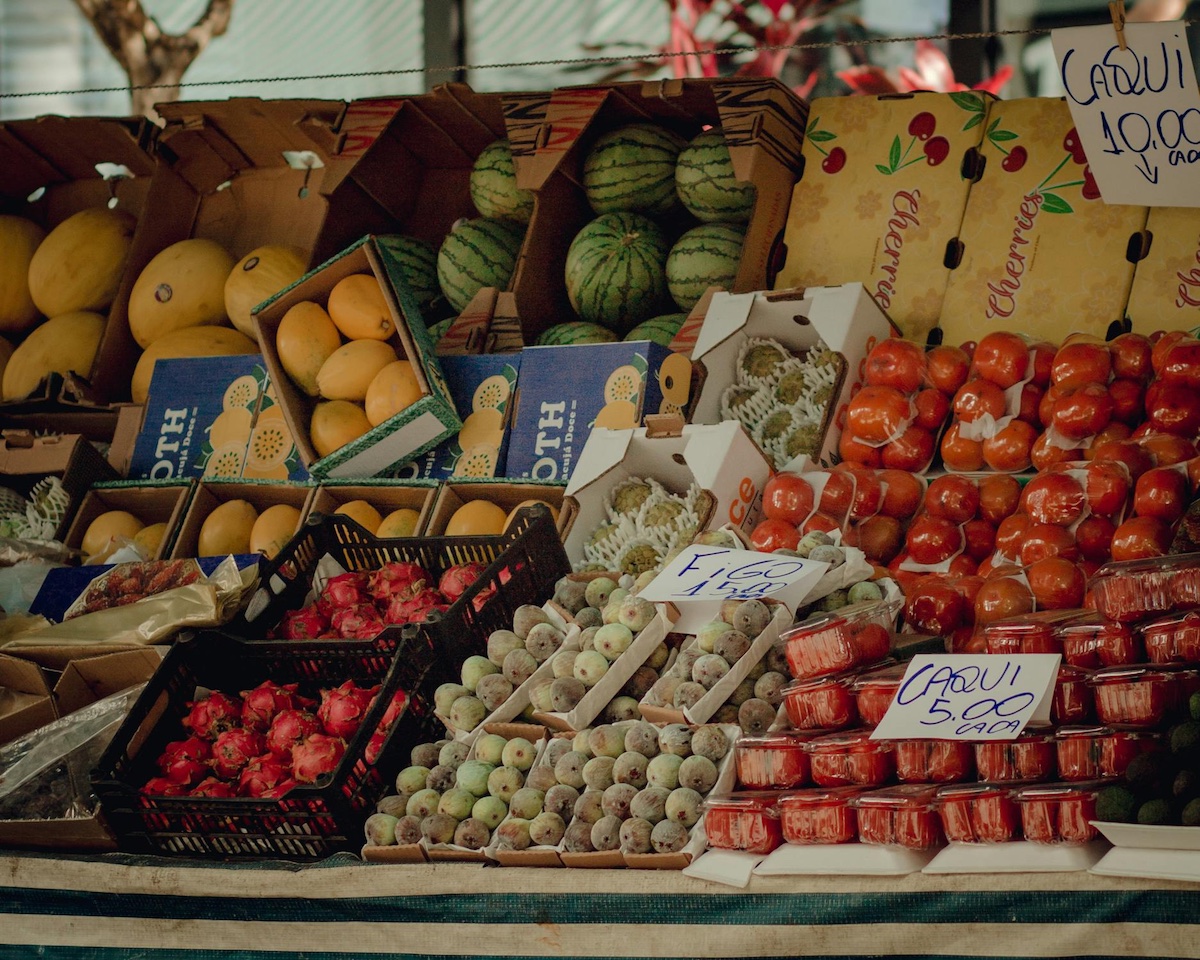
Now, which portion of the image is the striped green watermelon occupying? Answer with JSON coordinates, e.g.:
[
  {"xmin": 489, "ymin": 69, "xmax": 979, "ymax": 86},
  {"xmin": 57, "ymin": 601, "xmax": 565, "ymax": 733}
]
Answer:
[
  {"xmin": 565, "ymin": 212, "xmax": 671, "ymax": 334},
  {"xmin": 536, "ymin": 321, "xmax": 619, "ymax": 346},
  {"xmin": 676, "ymin": 129, "xmax": 756, "ymax": 223},
  {"xmin": 437, "ymin": 217, "xmax": 526, "ymax": 313},
  {"xmin": 583, "ymin": 124, "xmax": 687, "ymax": 216},
  {"xmin": 470, "ymin": 139, "xmax": 534, "ymax": 223},
  {"xmin": 666, "ymin": 223, "xmax": 746, "ymax": 312},
  {"xmin": 380, "ymin": 235, "xmax": 441, "ymax": 312},
  {"xmin": 624, "ymin": 313, "xmax": 686, "ymax": 347}
]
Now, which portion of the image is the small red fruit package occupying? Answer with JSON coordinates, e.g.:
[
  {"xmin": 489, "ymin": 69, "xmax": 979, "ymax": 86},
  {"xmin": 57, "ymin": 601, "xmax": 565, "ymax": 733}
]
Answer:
[
  {"xmin": 1034, "ymin": 336, "xmax": 1130, "ymax": 459},
  {"xmin": 781, "ymin": 673, "xmax": 858, "ymax": 730},
  {"xmin": 1141, "ymin": 609, "xmax": 1200, "ymax": 664},
  {"xmin": 703, "ymin": 792, "xmax": 784, "ymax": 855},
  {"xmin": 751, "ymin": 465, "xmax": 858, "ymax": 552},
  {"xmin": 852, "ymin": 662, "xmax": 908, "ymax": 728},
  {"xmin": 934, "ymin": 783, "xmax": 1021, "ymax": 843},
  {"xmin": 1054, "ymin": 725, "xmax": 1162, "ymax": 781},
  {"xmin": 1057, "ymin": 612, "xmax": 1143, "ymax": 668},
  {"xmin": 1147, "ymin": 334, "xmax": 1200, "ymax": 438},
  {"xmin": 983, "ymin": 608, "xmax": 1087, "ymax": 655},
  {"xmin": 1051, "ymin": 665, "xmax": 1095, "ymax": 726},
  {"xmin": 735, "ymin": 732, "xmax": 815, "ymax": 790},
  {"xmin": 778, "ymin": 786, "xmax": 865, "ymax": 844},
  {"xmin": 851, "ymin": 784, "xmax": 943, "ymax": 849},
  {"xmin": 1088, "ymin": 665, "xmax": 1185, "ymax": 729},
  {"xmin": 1013, "ymin": 782, "xmax": 1102, "ymax": 843},
  {"xmin": 973, "ymin": 730, "xmax": 1057, "ymax": 783},
  {"xmin": 1086, "ymin": 552, "xmax": 1200, "ymax": 622},
  {"xmin": 805, "ymin": 730, "xmax": 895, "ymax": 788},
  {"xmin": 902, "ymin": 574, "xmax": 982, "ymax": 648},
  {"xmin": 841, "ymin": 467, "xmax": 925, "ymax": 567},
  {"xmin": 892, "ymin": 740, "xmax": 974, "ymax": 784},
  {"xmin": 781, "ymin": 598, "xmax": 899, "ymax": 681}
]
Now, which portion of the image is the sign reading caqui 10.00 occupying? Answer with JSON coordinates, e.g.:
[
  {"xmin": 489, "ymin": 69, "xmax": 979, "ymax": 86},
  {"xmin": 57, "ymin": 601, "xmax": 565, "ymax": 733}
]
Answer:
[{"xmin": 1052, "ymin": 18, "xmax": 1200, "ymax": 207}]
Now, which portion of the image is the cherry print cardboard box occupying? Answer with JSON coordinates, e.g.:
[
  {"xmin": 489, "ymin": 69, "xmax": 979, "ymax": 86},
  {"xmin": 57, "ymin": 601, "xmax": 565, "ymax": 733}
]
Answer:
[
  {"xmin": 938, "ymin": 97, "xmax": 1149, "ymax": 345},
  {"xmin": 772, "ymin": 91, "xmax": 991, "ymax": 344},
  {"xmin": 1125, "ymin": 207, "xmax": 1200, "ymax": 334}
]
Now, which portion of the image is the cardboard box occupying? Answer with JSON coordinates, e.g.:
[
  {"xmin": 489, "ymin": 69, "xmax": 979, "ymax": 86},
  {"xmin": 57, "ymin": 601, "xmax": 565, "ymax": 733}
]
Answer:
[
  {"xmin": 939, "ymin": 97, "xmax": 1148, "ymax": 344},
  {"xmin": 255, "ymin": 235, "xmax": 461, "ymax": 478},
  {"xmin": 561, "ymin": 420, "xmax": 773, "ymax": 569},
  {"xmin": 0, "ymin": 432, "xmax": 118, "ymax": 539},
  {"xmin": 688, "ymin": 284, "xmax": 897, "ymax": 468},
  {"xmin": 0, "ymin": 115, "xmax": 157, "ymax": 409},
  {"xmin": 169, "ymin": 480, "xmax": 313, "ymax": 560},
  {"xmin": 395, "ymin": 353, "xmax": 521, "ymax": 480},
  {"xmin": 309, "ymin": 481, "xmax": 438, "ymax": 535},
  {"xmin": 510, "ymin": 77, "xmax": 808, "ymax": 345},
  {"xmin": 64, "ymin": 480, "xmax": 194, "ymax": 561},
  {"xmin": 1125, "ymin": 207, "xmax": 1200, "ymax": 333},
  {"xmin": 0, "ymin": 654, "xmax": 55, "ymax": 746},
  {"xmin": 310, "ymin": 96, "xmax": 409, "ymax": 195},
  {"xmin": 93, "ymin": 98, "xmax": 344, "ymax": 403},
  {"xmin": 773, "ymin": 92, "xmax": 991, "ymax": 343},
  {"xmin": 425, "ymin": 480, "xmax": 567, "ymax": 539},
  {"xmin": 506, "ymin": 342, "xmax": 690, "ymax": 484},
  {"xmin": 0, "ymin": 408, "xmax": 119, "ymax": 448}
]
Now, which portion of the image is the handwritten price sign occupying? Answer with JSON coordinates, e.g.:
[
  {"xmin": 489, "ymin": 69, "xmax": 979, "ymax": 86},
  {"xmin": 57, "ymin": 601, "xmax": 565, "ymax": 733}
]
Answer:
[
  {"xmin": 1052, "ymin": 20, "xmax": 1200, "ymax": 206},
  {"xmin": 870, "ymin": 654, "xmax": 1060, "ymax": 741}
]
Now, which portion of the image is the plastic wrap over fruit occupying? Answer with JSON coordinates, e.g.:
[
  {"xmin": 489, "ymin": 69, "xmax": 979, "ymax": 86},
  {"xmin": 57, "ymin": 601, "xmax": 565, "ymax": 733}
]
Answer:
[
  {"xmin": 1088, "ymin": 666, "xmax": 1188, "ymax": 729},
  {"xmin": 1014, "ymin": 782, "xmax": 1101, "ymax": 843},
  {"xmin": 782, "ymin": 597, "xmax": 900, "ymax": 681},
  {"xmin": 804, "ymin": 730, "xmax": 895, "ymax": 787},
  {"xmin": 851, "ymin": 784, "xmax": 943, "ymax": 849},
  {"xmin": 781, "ymin": 673, "xmax": 858, "ymax": 730},
  {"xmin": 735, "ymin": 732, "xmax": 814, "ymax": 790},
  {"xmin": 892, "ymin": 740, "xmax": 974, "ymax": 784},
  {"xmin": 1058, "ymin": 613, "xmax": 1143, "ymax": 668},
  {"xmin": 777, "ymin": 786, "xmax": 865, "ymax": 844},
  {"xmin": 1087, "ymin": 552, "xmax": 1200, "ymax": 622},
  {"xmin": 1054, "ymin": 725, "xmax": 1161, "ymax": 782},
  {"xmin": 973, "ymin": 731, "xmax": 1056, "ymax": 783},
  {"xmin": 934, "ymin": 783, "xmax": 1020, "ymax": 843},
  {"xmin": 702, "ymin": 791, "xmax": 784, "ymax": 854}
]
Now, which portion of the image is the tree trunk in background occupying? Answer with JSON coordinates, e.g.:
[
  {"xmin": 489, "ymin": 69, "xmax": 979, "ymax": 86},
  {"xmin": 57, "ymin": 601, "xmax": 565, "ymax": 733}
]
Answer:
[{"xmin": 72, "ymin": 0, "xmax": 234, "ymax": 120}]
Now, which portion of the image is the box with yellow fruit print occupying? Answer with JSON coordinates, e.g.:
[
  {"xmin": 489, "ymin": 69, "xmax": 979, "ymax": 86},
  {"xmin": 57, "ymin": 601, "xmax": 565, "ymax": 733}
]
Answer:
[{"xmin": 505, "ymin": 341, "xmax": 692, "ymax": 484}]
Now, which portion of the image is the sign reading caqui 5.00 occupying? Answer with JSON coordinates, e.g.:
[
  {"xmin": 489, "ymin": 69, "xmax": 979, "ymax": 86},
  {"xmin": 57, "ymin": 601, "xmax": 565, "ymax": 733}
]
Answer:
[{"xmin": 1052, "ymin": 19, "xmax": 1200, "ymax": 207}]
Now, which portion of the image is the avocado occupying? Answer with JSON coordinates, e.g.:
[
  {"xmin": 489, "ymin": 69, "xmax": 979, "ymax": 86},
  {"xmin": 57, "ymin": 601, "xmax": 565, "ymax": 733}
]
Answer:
[
  {"xmin": 1183, "ymin": 797, "xmax": 1200, "ymax": 827},
  {"xmin": 1190, "ymin": 690, "xmax": 1200, "ymax": 722},
  {"xmin": 1137, "ymin": 798, "xmax": 1174, "ymax": 825},
  {"xmin": 1172, "ymin": 720, "xmax": 1200, "ymax": 756},
  {"xmin": 1174, "ymin": 769, "xmax": 1200, "ymax": 801},
  {"xmin": 1095, "ymin": 784, "xmax": 1139, "ymax": 823},
  {"xmin": 1124, "ymin": 752, "xmax": 1165, "ymax": 788}
]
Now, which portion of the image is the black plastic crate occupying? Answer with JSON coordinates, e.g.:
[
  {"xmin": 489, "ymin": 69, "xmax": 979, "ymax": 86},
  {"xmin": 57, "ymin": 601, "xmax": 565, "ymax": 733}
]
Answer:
[
  {"xmin": 235, "ymin": 504, "xmax": 570, "ymax": 682},
  {"xmin": 91, "ymin": 627, "xmax": 443, "ymax": 860}
]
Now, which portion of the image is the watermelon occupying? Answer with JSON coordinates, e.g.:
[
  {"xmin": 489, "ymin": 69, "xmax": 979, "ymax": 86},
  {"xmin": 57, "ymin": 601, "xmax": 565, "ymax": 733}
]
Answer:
[
  {"xmin": 624, "ymin": 313, "xmax": 686, "ymax": 347},
  {"xmin": 583, "ymin": 124, "xmax": 687, "ymax": 216},
  {"xmin": 470, "ymin": 139, "xmax": 534, "ymax": 223},
  {"xmin": 536, "ymin": 321, "xmax": 619, "ymax": 346},
  {"xmin": 379, "ymin": 235, "xmax": 441, "ymax": 312},
  {"xmin": 565, "ymin": 212, "xmax": 671, "ymax": 334},
  {"xmin": 665, "ymin": 223, "xmax": 746, "ymax": 312},
  {"xmin": 675, "ymin": 129, "xmax": 756, "ymax": 223},
  {"xmin": 437, "ymin": 217, "xmax": 525, "ymax": 313}
]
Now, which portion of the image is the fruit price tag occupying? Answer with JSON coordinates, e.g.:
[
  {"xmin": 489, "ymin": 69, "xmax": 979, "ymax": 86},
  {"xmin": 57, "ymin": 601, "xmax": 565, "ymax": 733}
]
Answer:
[
  {"xmin": 1051, "ymin": 19, "xmax": 1200, "ymax": 206},
  {"xmin": 870, "ymin": 654, "xmax": 1060, "ymax": 741},
  {"xmin": 638, "ymin": 545, "xmax": 829, "ymax": 634}
]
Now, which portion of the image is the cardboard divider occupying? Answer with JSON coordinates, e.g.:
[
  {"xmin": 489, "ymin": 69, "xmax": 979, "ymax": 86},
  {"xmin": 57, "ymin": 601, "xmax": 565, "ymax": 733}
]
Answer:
[
  {"xmin": 65, "ymin": 481, "xmax": 194, "ymax": 562},
  {"xmin": 0, "ymin": 655, "xmax": 55, "ymax": 746},
  {"xmin": 0, "ymin": 432, "xmax": 119, "ymax": 539},
  {"xmin": 309, "ymin": 481, "xmax": 438, "ymax": 537},
  {"xmin": 425, "ymin": 480, "xmax": 568, "ymax": 539},
  {"xmin": 52, "ymin": 647, "xmax": 165, "ymax": 718},
  {"xmin": 169, "ymin": 481, "xmax": 314, "ymax": 560}
]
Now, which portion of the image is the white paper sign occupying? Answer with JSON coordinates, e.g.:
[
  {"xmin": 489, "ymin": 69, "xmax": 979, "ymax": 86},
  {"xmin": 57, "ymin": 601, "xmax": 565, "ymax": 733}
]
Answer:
[
  {"xmin": 638, "ymin": 546, "xmax": 828, "ymax": 634},
  {"xmin": 1052, "ymin": 20, "xmax": 1200, "ymax": 206},
  {"xmin": 870, "ymin": 654, "xmax": 1060, "ymax": 741}
]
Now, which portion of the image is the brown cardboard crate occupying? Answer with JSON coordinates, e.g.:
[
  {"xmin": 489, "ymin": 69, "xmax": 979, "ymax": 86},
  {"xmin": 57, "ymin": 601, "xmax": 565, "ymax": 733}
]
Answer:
[
  {"xmin": 169, "ymin": 480, "xmax": 314, "ymax": 560},
  {"xmin": 426, "ymin": 481, "xmax": 566, "ymax": 539},
  {"xmin": 0, "ymin": 654, "xmax": 54, "ymax": 746},
  {"xmin": 65, "ymin": 481, "xmax": 193, "ymax": 561},
  {"xmin": 309, "ymin": 482, "xmax": 437, "ymax": 536},
  {"xmin": 0, "ymin": 432, "xmax": 118, "ymax": 539},
  {"xmin": 52, "ymin": 646, "xmax": 165, "ymax": 718}
]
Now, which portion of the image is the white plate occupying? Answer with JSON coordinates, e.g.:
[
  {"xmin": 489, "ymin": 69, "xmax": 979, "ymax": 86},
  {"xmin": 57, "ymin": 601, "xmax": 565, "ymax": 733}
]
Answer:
[
  {"xmin": 1092, "ymin": 820, "xmax": 1200, "ymax": 850},
  {"xmin": 1091, "ymin": 845, "xmax": 1200, "ymax": 882},
  {"xmin": 923, "ymin": 840, "xmax": 1106, "ymax": 874},
  {"xmin": 753, "ymin": 842, "xmax": 935, "ymax": 876}
]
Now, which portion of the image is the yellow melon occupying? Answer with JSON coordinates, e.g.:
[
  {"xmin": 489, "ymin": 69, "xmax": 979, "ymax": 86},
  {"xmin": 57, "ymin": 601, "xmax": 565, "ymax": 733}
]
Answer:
[
  {"xmin": 81, "ymin": 510, "xmax": 145, "ymax": 561},
  {"xmin": 364, "ymin": 359, "xmax": 423, "ymax": 426},
  {"xmin": 445, "ymin": 499, "xmax": 507, "ymax": 536},
  {"xmin": 326, "ymin": 273, "xmax": 394, "ymax": 340},
  {"xmin": 0, "ymin": 215, "xmax": 45, "ymax": 334},
  {"xmin": 2, "ymin": 311, "xmax": 105, "ymax": 401},
  {"xmin": 316, "ymin": 339, "xmax": 397, "ymax": 402},
  {"xmin": 198, "ymin": 499, "xmax": 259, "ymax": 556},
  {"xmin": 224, "ymin": 245, "xmax": 308, "ymax": 339},
  {"xmin": 249, "ymin": 503, "xmax": 301, "ymax": 559},
  {"xmin": 132, "ymin": 522, "xmax": 168, "ymax": 558},
  {"xmin": 276, "ymin": 301, "xmax": 341, "ymax": 397},
  {"xmin": 310, "ymin": 400, "xmax": 372, "ymax": 458},
  {"xmin": 128, "ymin": 238, "xmax": 236, "ymax": 348},
  {"xmin": 27, "ymin": 207, "xmax": 135, "ymax": 318},
  {"xmin": 377, "ymin": 507, "xmax": 420, "ymax": 538},
  {"xmin": 131, "ymin": 327, "xmax": 257, "ymax": 404},
  {"xmin": 335, "ymin": 499, "xmax": 382, "ymax": 534}
]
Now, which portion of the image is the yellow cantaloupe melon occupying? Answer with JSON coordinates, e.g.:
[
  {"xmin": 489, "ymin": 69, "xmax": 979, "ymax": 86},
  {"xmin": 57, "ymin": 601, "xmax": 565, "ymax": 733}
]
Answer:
[
  {"xmin": 276, "ymin": 301, "xmax": 341, "ymax": 397},
  {"xmin": 81, "ymin": 510, "xmax": 145, "ymax": 561},
  {"xmin": 224, "ymin": 245, "xmax": 308, "ymax": 339},
  {"xmin": 377, "ymin": 507, "xmax": 420, "ymax": 538},
  {"xmin": 326, "ymin": 273, "xmax": 394, "ymax": 340},
  {"xmin": 2, "ymin": 311, "xmax": 105, "ymax": 401},
  {"xmin": 0, "ymin": 215, "xmax": 46, "ymax": 334},
  {"xmin": 131, "ymin": 327, "xmax": 257, "ymax": 404},
  {"xmin": 364, "ymin": 359, "xmax": 423, "ymax": 426},
  {"xmin": 128, "ymin": 238, "xmax": 236, "ymax": 348},
  {"xmin": 310, "ymin": 400, "xmax": 371, "ymax": 459},
  {"xmin": 316, "ymin": 339, "xmax": 397, "ymax": 402},
  {"xmin": 334, "ymin": 500, "xmax": 382, "ymax": 534},
  {"xmin": 132, "ymin": 522, "xmax": 168, "ymax": 558},
  {"xmin": 27, "ymin": 207, "xmax": 135, "ymax": 318},
  {"xmin": 248, "ymin": 503, "xmax": 301, "ymax": 559},
  {"xmin": 198, "ymin": 499, "xmax": 259, "ymax": 556}
]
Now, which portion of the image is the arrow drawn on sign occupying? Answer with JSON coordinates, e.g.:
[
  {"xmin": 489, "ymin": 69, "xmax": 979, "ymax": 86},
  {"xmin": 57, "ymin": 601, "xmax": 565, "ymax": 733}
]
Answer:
[{"xmin": 1135, "ymin": 154, "xmax": 1160, "ymax": 184}]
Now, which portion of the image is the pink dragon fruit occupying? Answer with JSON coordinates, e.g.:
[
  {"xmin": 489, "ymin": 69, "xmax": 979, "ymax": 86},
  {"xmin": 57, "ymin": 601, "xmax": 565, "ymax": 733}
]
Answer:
[
  {"xmin": 211, "ymin": 727, "xmax": 267, "ymax": 779},
  {"xmin": 367, "ymin": 562, "xmax": 431, "ymax": 602},
  {"xmin": 273, "ymin": 605, "xmax": 330, "ymax": 640},
  {"xmin": 379, "ymin": 690, "xmax": 408, "ymax": 729},
  {"xmin": 439, "ymin": 562, "xmax": 488, "ymax": 602},
  {"xmin": 364, "ymin": 729, "xmax": 388, "ymax": 765},
  {"xmin": 240, "ymin": 681, "xmax": 310, "ymax": 730},
  {"xmin": 182, "ymin": 691, "xmax": 243, "ymax": 740},
  {"xmin": 331, "ymin": 602, "xmax": 385, "ymax": 640},
  {"xmin": 141, "ymin": 776, "xmax": 188, "ymax": 796},
  {"xmin": 317, "ymin": 680, "xmax": 380, "ymax": 738},
  {"xmin": 238, "ymin": 753, "xmax": 292, "ymax": 798},
  {"xmin": 383, "ymin": 587, "xmax": 449, "ymax": 625},
  {"xmin": 291, "ymin": 733, "xmax": 347, "ymax": 783},
  {"xmin": 259, "ymin": 778, "xmax": 298, "ymax": 799},
  {"xmin": 265, "ymin": 709, "xmax": 321, "ymax": 759},
  {"xmin": 190, "ymin": 776, "xmax": 237, "ymax": 798},
  {"xmin": 157, "ymin": 735, "xmax": 213, "ymax": 785},
  {"xmin": 317, "ymin": 572, "xmax": 370, "ymax": 614}
]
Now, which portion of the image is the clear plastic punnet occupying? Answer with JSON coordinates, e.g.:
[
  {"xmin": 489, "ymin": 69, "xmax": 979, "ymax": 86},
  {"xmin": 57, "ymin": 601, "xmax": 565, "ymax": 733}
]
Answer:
[
  {"xmin": 782, "ymin": 597, "xmax": 900, "ymax": 681},
  {"xmin": 852, "ymin": 662, "xmax": 907, "ymax": 728},
  {"xmin": 734, "ymin": 732, "xmax": 815, "ymax": 790},
  {"xmin": 1088, "ymin": 666, "xmax": 1185, "ymax": 728},
  {"xmin": 1141, "ymin": 609, "xmax": 1200, "ymax": 664},
  {"xmin": 973, "ymin": 730, "xmax": 1057, "ymax": 783},
  {"xmin": 804, "ymin": 730, "xmax": 895, "ymax": 788},
  {"xmin": 892, "ymin": 739, "xmax": 975, "ymax": 784},
  {"xmin": 1058, "ymin": 612, "xmax": 1143, "ymax": 668},
  {"xmin": 1013, "ymin": 781, "xmax": 1103, "ymax": 844},
  {"xmin": 777, "ymin": 786, "xmax": 866, "ymax": 844},
  {"xmin": 934, "ymin": 783, "xmax": 1021, "ymax": 843},
  {"xmin": 702, "ymin": 791, "xmax": 784, "ymax": 855},
  {"xmin": 781, "ymin": 673, "xmax": 858, "ymax": 730},
  {"xmin": 1051, "ymin": 665, "xmax": 1095, "ymax": 726},
  {"xmin": 1087, "ymin": 552, "xmax": 1200, "ymax": 622},
  {"xmin": 982, "ymin": 608, "xmax": 1086, "ymax": 655},
  {"xmin": 851, "ymin": 784, "xmax": 943, "ymax": 849},
  {"xmin": 1054, "ymin": 725, "xmax": 1162, "ymax": 781}
]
